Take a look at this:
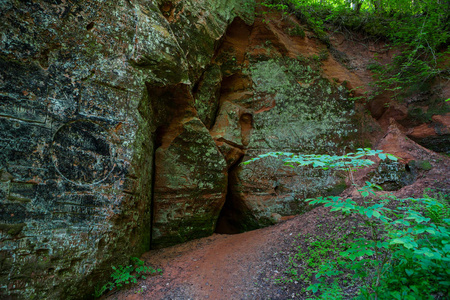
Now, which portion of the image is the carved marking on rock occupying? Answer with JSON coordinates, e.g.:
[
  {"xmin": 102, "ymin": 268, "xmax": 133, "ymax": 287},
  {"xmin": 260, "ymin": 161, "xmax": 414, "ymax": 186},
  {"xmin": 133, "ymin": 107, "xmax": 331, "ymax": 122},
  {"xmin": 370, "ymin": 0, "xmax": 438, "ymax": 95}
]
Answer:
[{"xmin": 51, "ymin": 120, "xmax": 114, "ymax": 185}]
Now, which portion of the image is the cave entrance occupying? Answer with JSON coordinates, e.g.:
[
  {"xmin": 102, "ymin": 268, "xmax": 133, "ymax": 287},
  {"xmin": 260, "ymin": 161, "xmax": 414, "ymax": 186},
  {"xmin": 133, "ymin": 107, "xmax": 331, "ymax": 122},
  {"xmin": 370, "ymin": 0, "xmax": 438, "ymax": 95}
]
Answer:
[
  {"xmin": 215, "ymin": 161, "xmax": 244, "ymax": 234},
  {"xmin": 215, "ymin": 190, "xmax": 241, "ymax": 234}
]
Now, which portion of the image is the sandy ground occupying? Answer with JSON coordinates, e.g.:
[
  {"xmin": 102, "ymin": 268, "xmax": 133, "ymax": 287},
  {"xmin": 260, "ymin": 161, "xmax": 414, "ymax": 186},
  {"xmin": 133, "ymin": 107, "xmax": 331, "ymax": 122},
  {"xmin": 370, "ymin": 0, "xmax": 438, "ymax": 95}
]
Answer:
[
  {"xmin": 103, "ymin": 204, "xmax": 338, "ymax": 300},
  {"xmin": 103, "ymin": 152, "xmax": 449, "ymax": 300}
]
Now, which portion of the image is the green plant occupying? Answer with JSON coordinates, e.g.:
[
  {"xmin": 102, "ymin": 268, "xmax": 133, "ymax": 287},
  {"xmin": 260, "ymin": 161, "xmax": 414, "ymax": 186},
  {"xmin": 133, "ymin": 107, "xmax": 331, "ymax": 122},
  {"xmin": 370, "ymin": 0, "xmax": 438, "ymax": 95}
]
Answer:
[
  {"xmin": 305, "ymin": 186, "xmax": 450, "ymax": 299},
  {"xmin": 423, "ymin": 189, "xmax": 450, "ymax": 226},
  {"xmin": 263, "ymin": 0, "xmax": 449, "ymax": 102},
  {"xmin": 286, "ymin": 24, "xmax": 306, "ymax": 38},
  {"xmin": 244, "ymin": 149, "xmax": 450, "ymax": 298},
  {"xmin": 243, "ymin": 148, "xmax": 396, "ymax": 169},
  {"xmin": 242, "ymin": 147, "xmax": 398, "ymax": 183},
  {"xmin": 261, "ymin": 0, "xmax": 289, "ymax": 13},
  {"xmin": 94, "ymin": 257, "xmax": 162, "ymax": 298}
]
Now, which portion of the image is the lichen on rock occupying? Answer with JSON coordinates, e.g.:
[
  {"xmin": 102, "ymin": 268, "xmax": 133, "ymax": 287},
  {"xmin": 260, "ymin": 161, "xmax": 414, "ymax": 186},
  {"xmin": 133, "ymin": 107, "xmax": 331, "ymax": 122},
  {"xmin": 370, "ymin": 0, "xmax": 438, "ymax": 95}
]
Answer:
[
  {"xmin": 0, "ymin": 0, "xmax": 253, "ymax": 298},
  {"xmin": 152, "ymin": 117, "xmax": 228, "ymax": 248}
]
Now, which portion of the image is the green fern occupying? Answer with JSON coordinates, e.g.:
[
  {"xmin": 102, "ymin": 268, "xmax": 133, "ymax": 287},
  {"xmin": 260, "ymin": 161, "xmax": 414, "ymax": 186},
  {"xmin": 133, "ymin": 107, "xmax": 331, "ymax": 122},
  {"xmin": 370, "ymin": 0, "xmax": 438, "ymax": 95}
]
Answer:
[
  {"xmin": 94, "ymin": 257, "xmax": 162, "ymax": 298},
  {"xmin": 424, "ymin": 190, "xmax": 450, "ymax": 225}
]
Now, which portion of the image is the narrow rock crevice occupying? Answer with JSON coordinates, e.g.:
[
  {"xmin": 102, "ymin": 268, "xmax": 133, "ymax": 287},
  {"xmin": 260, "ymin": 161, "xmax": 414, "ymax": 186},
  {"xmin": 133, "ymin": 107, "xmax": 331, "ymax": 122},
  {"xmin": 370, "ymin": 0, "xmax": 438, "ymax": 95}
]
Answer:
[
  {"xmin": 216, "ymin": 137, "xmax": 245, "ymax": 150},
  {"xmin": 215, "ymin": 158, "xmax": 244, "ymax": 234},
  {"xmin": 149, "ymin": 125, "xmax": 164, "ymax": 249}
]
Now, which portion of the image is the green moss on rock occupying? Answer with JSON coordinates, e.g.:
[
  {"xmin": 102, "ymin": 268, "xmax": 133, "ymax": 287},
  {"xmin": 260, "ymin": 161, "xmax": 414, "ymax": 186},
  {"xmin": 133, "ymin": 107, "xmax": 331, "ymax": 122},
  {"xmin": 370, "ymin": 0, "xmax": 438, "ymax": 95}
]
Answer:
[
  {"xmin": 409, "ymin": 160, "xmax": 433, "ymax": 171},
  {"xmin": 369, "ymin": 161, "xmax": 416, "ymax": 191},
  {"xmin": 0, "ymin": 223, "xmax": 26, "ymax": 236}
]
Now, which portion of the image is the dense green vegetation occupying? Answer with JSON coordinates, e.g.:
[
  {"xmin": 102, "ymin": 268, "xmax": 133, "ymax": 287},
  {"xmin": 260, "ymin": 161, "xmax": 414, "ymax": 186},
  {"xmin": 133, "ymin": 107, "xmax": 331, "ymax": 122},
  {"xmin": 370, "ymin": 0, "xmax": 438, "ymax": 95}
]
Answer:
[
  {"xmin": 248, "ymin": 2, "xmax": 450, "ymax": 296},
  {"xmin": 261, "ymin": 0, "xmax": 450, "ymax": 100},
  {"xmin": 303, "ymin": 186, "xmax": 450, "ymax": 299},
  {"xmin": 245, "ymin": 150, "xmax": 450, "ymax": 298}
]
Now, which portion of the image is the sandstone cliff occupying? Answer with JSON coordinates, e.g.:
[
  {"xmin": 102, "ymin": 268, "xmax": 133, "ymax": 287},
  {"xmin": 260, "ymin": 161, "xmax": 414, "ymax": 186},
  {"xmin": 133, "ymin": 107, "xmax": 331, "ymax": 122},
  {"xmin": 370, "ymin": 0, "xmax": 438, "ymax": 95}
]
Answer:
[{"xmin": 1, "ymin": 1, "xmax": 448, "ymax": 299}]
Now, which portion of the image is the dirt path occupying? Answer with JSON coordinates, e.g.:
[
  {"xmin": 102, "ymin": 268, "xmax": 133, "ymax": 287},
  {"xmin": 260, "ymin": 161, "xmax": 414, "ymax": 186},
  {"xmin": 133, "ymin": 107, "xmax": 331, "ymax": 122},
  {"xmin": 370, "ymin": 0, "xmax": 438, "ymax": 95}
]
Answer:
[
  {"xmin": 105, "ymin": 149, "xmax": 450, "ymax": 300},
  {"xmin": 105, "ymin": 205, "xmax": 334, "ymax": 300}
]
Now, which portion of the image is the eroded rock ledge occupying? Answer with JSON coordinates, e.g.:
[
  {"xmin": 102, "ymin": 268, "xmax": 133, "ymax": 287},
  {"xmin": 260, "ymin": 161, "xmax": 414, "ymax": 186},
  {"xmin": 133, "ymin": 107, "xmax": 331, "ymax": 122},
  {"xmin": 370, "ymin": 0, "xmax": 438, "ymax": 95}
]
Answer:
[
  {"xmin": 0, "ymin": 0, "xmax": 253, "ymax": 298},
  {"xmin": 1, "ymin": 1, "xmax": 448, "ymax": 299}
]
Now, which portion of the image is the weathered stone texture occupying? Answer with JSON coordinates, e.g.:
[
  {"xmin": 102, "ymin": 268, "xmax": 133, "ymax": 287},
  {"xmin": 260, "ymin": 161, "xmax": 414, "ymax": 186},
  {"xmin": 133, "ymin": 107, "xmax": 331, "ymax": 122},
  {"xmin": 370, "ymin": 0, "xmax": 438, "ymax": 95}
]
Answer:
[
  {"xmin": 407, "ymin": 113, "xmax": 450, "ymax": 154},
  {"xmin": 0, "ymin": 0, "xmax": 254, "ymax": 298},
  {"xmin": 211, "ymin": 17, "xmax": 360, "ymax": 231},
  {"xmin": 3, "ymin": 0, "xmax": 446, "ymax": 297},
  {"xmin": 152, "ymin": 117, "xmax": 227, "ymax": 248},
  {"xmin": 194, "ymin": 64, "xmax": 223, "ymax": 129}
]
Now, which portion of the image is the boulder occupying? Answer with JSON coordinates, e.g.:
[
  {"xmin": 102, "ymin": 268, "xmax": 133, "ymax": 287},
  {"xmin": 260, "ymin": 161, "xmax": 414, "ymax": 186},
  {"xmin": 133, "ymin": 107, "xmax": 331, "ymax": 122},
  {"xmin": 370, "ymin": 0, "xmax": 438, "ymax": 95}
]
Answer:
[{"xmin": 210, "ymin": 17, "xmax": 362, "ymax": 231}]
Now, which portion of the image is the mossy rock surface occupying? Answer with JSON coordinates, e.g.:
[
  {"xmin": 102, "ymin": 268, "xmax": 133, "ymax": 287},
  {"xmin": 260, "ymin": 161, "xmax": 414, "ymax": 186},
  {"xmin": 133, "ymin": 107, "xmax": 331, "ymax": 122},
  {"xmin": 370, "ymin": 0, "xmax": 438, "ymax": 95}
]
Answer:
[
  {"xmin": 221, "ymin": 56, "xmax": 359, "ymax": 230},
  {"xmin": 369, "ymin": 161, "xmax": 416, "ymax": 191},
  {"xmin": 152, "ymin": 118, "xmax": 228, "ymax": 249},
  {"xmin": 0, "ymin": 0, "xmax": 253, "ymax": 298}
]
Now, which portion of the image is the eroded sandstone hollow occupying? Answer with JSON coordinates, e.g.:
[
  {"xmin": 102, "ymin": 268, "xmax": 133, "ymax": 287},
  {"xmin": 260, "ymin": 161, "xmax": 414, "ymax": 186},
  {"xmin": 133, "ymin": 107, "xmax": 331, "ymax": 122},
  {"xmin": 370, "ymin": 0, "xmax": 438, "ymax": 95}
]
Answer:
[{"xmin": 0, "ymin": 0, "xmax": 449, "ymax": 299}]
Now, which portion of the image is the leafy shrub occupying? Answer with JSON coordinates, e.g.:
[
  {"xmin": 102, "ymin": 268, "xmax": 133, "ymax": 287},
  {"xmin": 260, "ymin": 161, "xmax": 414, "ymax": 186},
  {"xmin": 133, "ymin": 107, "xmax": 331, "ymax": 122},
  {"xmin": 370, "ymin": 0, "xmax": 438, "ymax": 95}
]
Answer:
[
  {"xmin": 259, "ymin": 0, "xmax": 450, "ymax": 101},
  {"xmin": 286, "ymin": 24, "xmax": 306, "ymax": 38},
  {"xmin": 244, "ymin": 149, "xmax": 450, "ymax": 298},
  {"xmin": 423, "ymin": 189, "xmax": 450, "ymax": 225},
  {"xmin": 305, "ymin": 186, "xmax": 450, "ymax": 299}
]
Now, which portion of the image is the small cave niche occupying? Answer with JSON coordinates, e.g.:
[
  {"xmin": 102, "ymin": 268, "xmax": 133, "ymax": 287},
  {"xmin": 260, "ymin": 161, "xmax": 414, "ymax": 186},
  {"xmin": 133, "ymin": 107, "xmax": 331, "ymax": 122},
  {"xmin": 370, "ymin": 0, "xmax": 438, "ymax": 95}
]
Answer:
[
  {"xmin": 220, "ymin": 72, "xmax": 252, "ymax": 94},
  {"xmin": 215, "ymin": 162, "xmax": 244, "ymax": 235},
  {"xmin": 215, "ymin": 192, "xmax": 241, "ymax": 234},
  {"xmin": 273, "ymin": 184, "xmax": 280, "ymax": 195},
  {"xmin": 86, "ymin": 22, "xmax": 95, "ymax": 31},
  {"xmin": 159, "ymin": 1, "xmax": 175, "ymax": 21}
]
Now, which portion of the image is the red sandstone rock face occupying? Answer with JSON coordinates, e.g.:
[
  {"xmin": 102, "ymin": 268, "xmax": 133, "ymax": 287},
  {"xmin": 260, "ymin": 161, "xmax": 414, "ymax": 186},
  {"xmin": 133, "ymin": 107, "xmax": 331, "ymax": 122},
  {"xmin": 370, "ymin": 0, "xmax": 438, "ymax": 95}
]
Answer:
[
  {"xmin": 208, "ymin": 15, "xmax": 364, "ymax": 231},
  {"xmin": 206, "ymin": 10, "xmax": 449, "ymax": 232},
  {"xmin": 1, "ymin": 0, "xmax": 449, "ymax": 298},
  {"xmin": 407, "ymin": 113, "xmax": 450, "ymax": 152},
  {"xmin": 0, "ymin": 0, "xmax": 253, "ymax": 298},
  {"xmin": 377, "ymin": 121, "xmax": 439, "ymax": 163},
  {"xmin": 152, "ymin": 117, "xmax": 227, "ymax": 248},
  {"xmin": 363, "ymin": 120, "xmax": 449, "ymax": 191}
]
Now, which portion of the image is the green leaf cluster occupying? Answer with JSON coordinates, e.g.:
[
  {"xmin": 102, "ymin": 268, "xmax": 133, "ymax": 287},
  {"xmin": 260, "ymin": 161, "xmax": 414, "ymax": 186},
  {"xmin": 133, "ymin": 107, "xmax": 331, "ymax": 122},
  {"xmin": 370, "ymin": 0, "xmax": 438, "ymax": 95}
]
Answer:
[
  {"xmin": 242, "ymin": 148, "xmax": 397, "ymax": 170},
  {"xmin": 260, "ymin": 0, "xmax": 450, "ymax": 101},
  {"xmin": 304, "ymin": 187, "xmax": 450, "ymax": 298},
  {"xmin": 246, "ymin": 149, "xmax": 449, "ymax": 298},
  {"xmin": 94, "ymin": 257, "xmax": 162, "ymax": 298}
]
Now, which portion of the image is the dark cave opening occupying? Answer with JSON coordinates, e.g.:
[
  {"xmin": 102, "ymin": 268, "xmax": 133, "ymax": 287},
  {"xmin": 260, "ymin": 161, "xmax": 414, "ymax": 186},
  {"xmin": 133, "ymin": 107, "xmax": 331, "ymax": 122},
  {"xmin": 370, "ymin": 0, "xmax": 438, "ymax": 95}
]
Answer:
[
  {"xmin": 215, "ymin": 159, "xmax": 244, "ymax": 235},
  {"xmin": 215, "ymin": 190, "xmax": 241, "ymax": 234}
]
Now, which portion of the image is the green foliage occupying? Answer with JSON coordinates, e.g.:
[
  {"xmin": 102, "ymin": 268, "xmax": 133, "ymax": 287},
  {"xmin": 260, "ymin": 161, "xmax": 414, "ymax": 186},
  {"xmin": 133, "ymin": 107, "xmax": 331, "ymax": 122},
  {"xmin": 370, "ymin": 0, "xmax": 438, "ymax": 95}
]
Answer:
[
  {"xmin": 410, "ymin": 159, "xmax": 433, "ymax": 171},
  {"xmin": 261, "ymin": 0, "xmax": 289, "ymax": 12},
  {"xmin": 245, "ymin": 149, "xmax": 449, "ymax": 298},
  {"xmin": 407, "ymin": 102, "xmax": 450, "ymax": 124},
  {"xmin": 259, "ymin": 0, "xmax": 450, "ymax": 101},
  {"xmin": 94, "ymin": 257, "xmax": 162, "ymax": 298},
  {"xmin": 286, "ymin": 24, "xmax": 306, "ymax": 38},
  {"xmin": 242, "ymin": 148, "xmax": 397, "ymax": 170},
  {"xmin": 304, "ymin": 187, "xmax": 450, "ymax": 299},
  {"xmin": 423, "ymin": 189, "xmax": 450, "ymax": 226},
  {"xmin": 276, "ymin": 226, "xmax": 358, "ymax": 298}
]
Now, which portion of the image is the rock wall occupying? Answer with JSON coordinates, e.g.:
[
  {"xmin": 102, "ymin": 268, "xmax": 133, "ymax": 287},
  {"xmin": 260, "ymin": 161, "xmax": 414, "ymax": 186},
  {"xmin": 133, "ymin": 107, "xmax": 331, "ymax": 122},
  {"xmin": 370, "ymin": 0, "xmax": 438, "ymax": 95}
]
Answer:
[
  {"xmin": 208, "ymin": 16, "xmax": 364, "ymax": 232},
  {"xmin": 1, "ymin": 0, "xmax": 448, "ymax": 297},
  {"xmin": 0, "ymin": 0, "xmax": 253, "ymax": 298}
]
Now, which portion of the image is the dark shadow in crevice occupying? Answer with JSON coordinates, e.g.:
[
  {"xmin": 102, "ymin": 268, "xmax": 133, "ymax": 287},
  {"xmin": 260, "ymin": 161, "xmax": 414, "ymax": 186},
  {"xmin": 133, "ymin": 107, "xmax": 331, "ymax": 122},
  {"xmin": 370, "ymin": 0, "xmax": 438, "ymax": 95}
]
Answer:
[
  {"xmin": 405, "ymin": 163, "xmax": 411, "ymax": 172},
  {"xmin": 215, "ymin": 191, "xmax": 241, "ymax": 234},
  {"xmin": 215, "ymin": 157, "xmax": 244, "ymax": 234}
]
